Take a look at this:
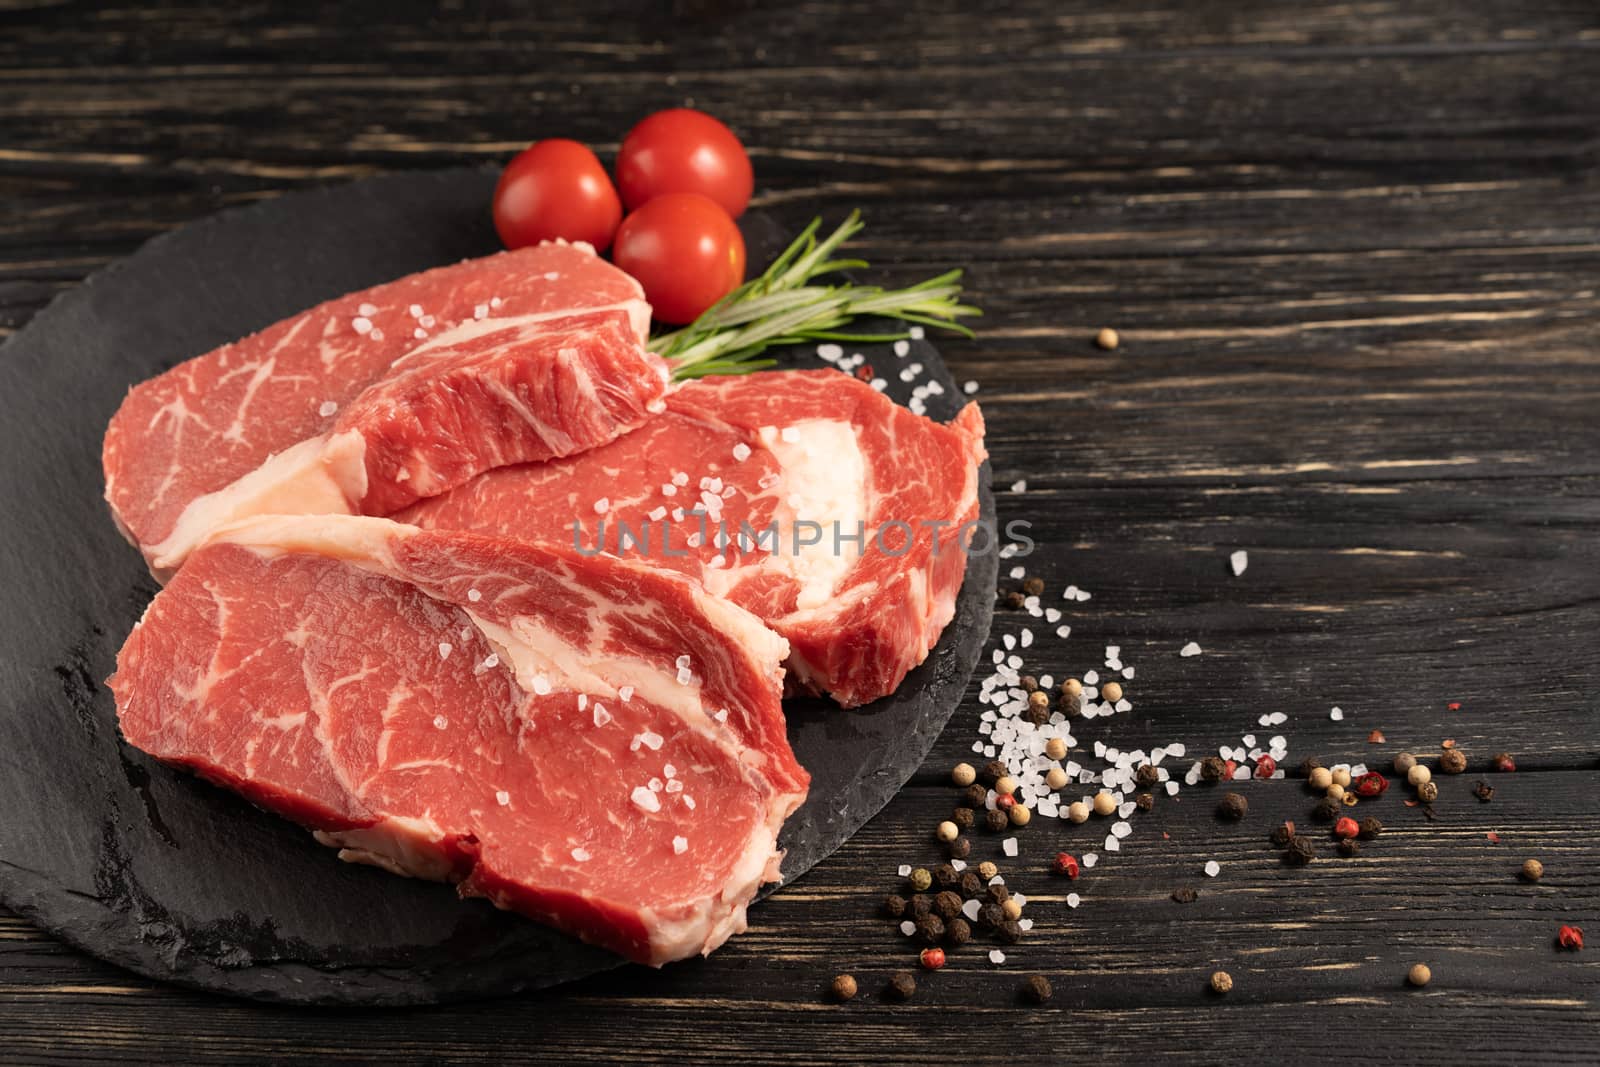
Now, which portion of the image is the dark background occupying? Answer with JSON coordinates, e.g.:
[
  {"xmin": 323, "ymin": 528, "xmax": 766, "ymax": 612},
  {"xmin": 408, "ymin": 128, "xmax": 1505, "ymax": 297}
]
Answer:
[{"xmin": 2, "ymin": 1, "xmax": 1598, "ymax": 1062}]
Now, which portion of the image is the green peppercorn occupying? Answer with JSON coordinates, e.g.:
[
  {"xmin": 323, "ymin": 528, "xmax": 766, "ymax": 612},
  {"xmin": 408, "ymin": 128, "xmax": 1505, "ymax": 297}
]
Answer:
[
  {"xmin": 1200, "ymin": 756, "xmax": 1227, "ymax": 782},
  {"xmin": 916, "ymin": 914, "xmax": 945, "ymax": 943},
  {"xmin": 886, "ymin": 971, "xmax": 917, "ymax": 1001},
  {"xmin": 952, "ymin": 807, "xmax": 975, "ymax": 830},
  {"xmin": 830, "ymin": 973, "xmax": 858, "ymax": 1001},
  {"xmin": 1417, "ymin": 780, "xmax": 1439, "ymax": 803},
  {"xmin": 883, "ymin": 894, "xmax": 908, "ymax": 918},
  {"xmin": 1135, "ymin": 764, "xmax": 1160, "ymax": 788},
  {"xmin": 909, "ymin": 867, "xmax": 932, "ymax": 892},
  {"xmin": 1022, "ymin": 975, "xmax": 1052, "ymax": 1003},
  {"xmin": 946, "ymin": 836, "xmax": 971, "ymax": 860},
  {"xmin": 985, "ymin": 808, "xmax": 1009, "ymax": 832},
  {"xmin": 946, "ymin": 917, "xmax": 972, "ymax": 946},
  {"xmin": 1359, "ymin": 816, "xmax": 1383, "ymax": 840},
  {"xmin": 959, "ymin": 871, "xmax": 983, "ymax": 897},
  {"xmin": 1312, "ymin": 798, "xmax": 1340, "ymax": 822},
  {"xmin": 996, "ymin": 920, "xmax": 1023, "ymax": 944},
  {"xmin": 1218, "ymin": 792, "xmax": 1248, "ymax": 820},
  {"xmin": 1285, "ymin": 837, "xmax": 1317, "ymax": 865}
]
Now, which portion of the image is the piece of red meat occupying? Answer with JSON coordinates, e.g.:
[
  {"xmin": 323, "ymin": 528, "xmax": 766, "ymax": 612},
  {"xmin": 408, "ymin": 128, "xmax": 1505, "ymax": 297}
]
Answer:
[
  {"xmin": 103, "ymin": 241, "xmax": 660, "ymax": 579},
  {"xmin": 109, "ymin": 515, "xmax": 807, "ymax": 966},
  {"xmin": 397, "ymin": 370, "xmax": 987, "ymax": 707}
]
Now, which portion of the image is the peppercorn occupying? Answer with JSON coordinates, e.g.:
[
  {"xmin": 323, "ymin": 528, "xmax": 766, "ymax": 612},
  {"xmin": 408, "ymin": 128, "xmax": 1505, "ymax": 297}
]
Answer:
[
  {"xmin": 1060, "ymin": 678, "xmax": 1083, "ymax": 697},
  {"xmin": 1354, "ymin": 771, "xmax": 1389, "ymax": 797},
  {"xmin": 1312, "ymin": 798, "xmax": 1340, "ymax": 822},
  {"xmin": 946, "ymin": 837, "xmax": 972, "ymax": 860},
  {"xmin": 985, "ymin": 808, "xmax": 1009, "ymax": 832},
  {"xmin": 1337, "ymin": 838, "xmax": 1360, "ymax": 858},
  {"xmin": 978, "ymin": 902, "xmax": 1005, "ymax": 928},
  {"xmin": 1058, "ymin": 691, "xmax": 1083, "ymax": 718},
  {"xmin": 1308, "ymin": 766, "xmax": 1333, "ymax": 791},
  {"xmin": 1341, "ymin": 792, "xmax": 1359, "ymax": 807},
  {"xmin": 1200, "ymin": 756, "xmax": 1227, "ymax": 782},
  {"xmin": 1009, "ymin": 804, "xmax": 1032, "ymax": 827},
  {"xmin": 1023, "ymin": 699, "xmax": 1050, "ymax": 726},
  {"xmin": 952, "ymin": 762, "xmax": 977, "ymax": 787},
  {"xmin": 1407, "ymin": 963, "xmax": 1431, "ymax": 987},
  {"xmin": 1255, "ymin": 754, "xmax": 1278, "ymax": 779},
  {"xmin": 936, "ymin": 820, "xmax": 959, "ymax": 843},
  {"xmin": 1359, "ymin": 816, "xmax": 1383, "ymax": 840},
  {"xmin": 934, "ymin": 864, "xmax": 959, "ymax": 889},
  {"xmin": 1026, "ymin": 690, "xmax": 1050, "ymax": 718},
  {"xmin": 919, "ymin": 946, "xmax": 946, "ymax": 970},
  {"xmin": 1285, "ymin": 837, "xmax": 1317, "ymax": 865},
  {"xmin": 1298, "ymin": 756, "xmax": 1324, "ymax": 778},
  {"xmin": 997, "ymin": 793, "xmax": 1017, "ymax": 813},
  {"xmin": 946, "ymin": 917, "xmax": 972, "ymax": 946},
  {"xmin": 884, "ymin": 894, "xmax": 908, "ymax": 918},
  {"xmin": 1269, "ymin": 821, "xmax": 1296, "ymax": 847},
  {"xmin": 1209, "ymin": 970, "xmax": 1233, "ymax": 994},
  {"xmin": 1022, "ymin": 576, "xmax": 1045, "ymax": 597},
  {"xmin": 1020, "ymin": 675, "xmax": 1038, "ymax": 692},
  {"xmin": 1093, "ymin": 791, "xmax": 1117, "ymax": 816},
  {"xmin": 1333, "ymin": 816, "xmax": 1359, "ymax": 839},
  {"xmin": 1067, "ymin": 800, "xmax": 1090, "ymax": 823},
  {"xmin": 996, "ymin": 919, "xmax": 1023, "ymax": 944},
  {"xmin": 1417, "ymin": 780, "xmax": 1439, "ymax": 803},
  {"xmin": 952, "ymin": 807, "xmax": 975, "ymax": 830},
  {"xmin": 1393, "ymin": 752, "xmax": 1417, "ymax": 774},
  {"xmin": 986, "ymin": 883, "xmax": 1011, "ymax": 904},
  {"xmin": 977, "ymin": 861, "xmax": 998, "ymax": 880},
  {"xmin": 916, "ymin": 914, "xmax": 945, "ymax": 944},
  {"xmin": 1493, "ymin": 752, "xmax": 1517, "ymax": 773},
  {"xmin": 1472, "ymin": 780, "xmax": 1495, "ymax": 803},
  {"xmin": 933, "ymin": 890, "xmax": 963, "ymax": 920},
  {"xmin": 1045, "ymin": 767, "xmax": 1070, "ymax": 791},
  {"xmin": 1052, "ymin": 852, "xmax": 1080, "ymax": 878},
  {"xmin": 981, "ymin": 760, "xmax": 1007, "ymax": 786},
  {"xmin": 830, "ymin": 973, "xmax": 858, "ymax": 1001},
  {"xmin": 1136, "ymin": 791, "xmax": 1155, "ymax": 811},
  {"xmin": 1331, "ymin": 767, "xmax": 1352, "ymax": 788},
  {"xmin": 910, "ymin": 894, "xmax": 933, "ymax": 918},
  {"xmin": 1557, "ymin": 925, "xmax": 1584, "ymax": 950},
  {"xmin": 1001, "ymin": 899, "xmax": 1023, "ymax": 921},
  {"xmin": 1135, "ymin": 763, "xmax": 1160, "ymax": 788},
  {"xmin": 1218, "ymin": 793, "xmax": 1248, "ymax": 820},
  {"xmin": 1102, "ymin": 681, "xmax": 1124, "ymax": 703},
  {"xmin": 1045, "ymin": 737, "xmax": 1068, "ymax": 761},
  {"xmin": 1003, "ymin": 590, "xmax": 1025, "ymax": 610},
  {"xmin": 960, "ymin": 871, "xmax": 983, "ymax": 897},
  {"xmin": 995, "ymin": 775, "xmax": 1018, "ymax": 796},
  {"xmin": 1095, "ymin": 327, "xmax": 1119, "ymax": 350},
  {"xmin": 1439, "ymin": 748, "xmax": 1467, "ymax": 775},
  {"xmin": 962, "ymin": 783, "xmax": 989, "ymax": 809},
  {"xmin": 1326, "ymin": 782, "xmax": 1346, "ymax": 802},
  {"xmin": 1522, "ymin": 859, "xmax": 1544, "ymax": 882},
  {"xmin": 886, "ymin": 971, "xmax": 917, "ymax": 1001},
  {"xmin": 1022, "ymin": 975, "xmax": 1053, "ymax": 1003},
  {"xmin": 1407, "ymin": 764, "xmax": 1431, "ymax": 787},
  {"xmin": 909, "ymin": 868, "xmax": 932, "ymax": 892},
  {"xmin": 1172, "ymin": 887, "xmax": 1200, "ymax": 904}
]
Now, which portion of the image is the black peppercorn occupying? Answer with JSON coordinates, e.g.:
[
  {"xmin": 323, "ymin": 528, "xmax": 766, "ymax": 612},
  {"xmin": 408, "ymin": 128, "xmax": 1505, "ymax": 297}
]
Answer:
[
  {"xmin": 1269, "ymin": 822, "xmax": 1296, "ymax": 847},
  {"xmin": 1022, "ymin": 700, "xmax": 1050, "ymax": 727},
  {"xmin": 909, "ymin": 894, "xmax": 932, "ymax": 918},
  {"xmin": 1200, "ymin": 756, "xmax": 1227, "ymax": 782},
  {"xmin": 883, "ymin": 894, "xmax": 908, "ymax": 918},
  {"xmin": 1312, "ymin": 797, "xmax": 1341, "ymax": 822},
  {"xmin": 916, "ymin": 915, "xmax": 945, "ymax": 944},
  {"xmin": 981, "ymin": 760, "xmax": 1007, "ymax": 786},
  {"xmin": 1022, "ymin": 975, "xmax": 1052, "ymax": 1003},
  {"xmin": 1171, "ymin": 887, "xmax": 1199, "ymax": 904},
  {"xmin": 978, "ymin": 902, "xmax": 1005, "ymax": 928},
  {"xmin": 933, "ymin": 890, "xmax": 964, "ymax": 920},
  {"xmin": 1003, "ymin": 590, "xmax": 1025, "ymax": 610},
  {"xmin": 952, "ymin": 807, "xmax": 975, "ymax": 830},
  {"xmin": 1023, "ymin": 576, "xmax": 1046, "ymax": 597},
  {"xmin": 985, "ymin": 808, "xmax": 1009, "ymax": 832},
  {"xmin": 1020, "ymin": 675, "xmax": 1038, "ymax": 692},
  {"xmin": 1298, "ymin": 756, "xmax": 1324, "ymax": 779},
  {"xmin": 1285, "ymin": 837, "xmax": 1317, "ymax": 865},
  {"xmin": 985, "ymin": 883, "xmax": 1010, "ymax": 904},
  {"xmin": 1337, "ymin": 838, "xmax": 1360, "ymax": 857},
  {"xmin": 934, "ymin": 864, "xmax": 959, "ymax": 889},
  {"xmin": 1058, "ymin": 692, "xmax": 1083, "ymax": 718},
  {"xmin": 1358, "ymin": 816, "xmax": 1383, "ymax": 840},
  {"xmin": 1473, "ymin": 780, "xmax": 1495, "ymax": 803},
  {"xmin": 946, "ymin": 836, "xmax": 972, "ymax": 860},
  {"xmin": 886, "ymin": 971, "xmax": 916, "ymax": 1001},
  {"xmin": 961, "ymin": 784, "xmax": 988, "ymax": 809},
  {"xmin": 959, "ymin": 871, "xmax": 983, "ymax": 897},
  {"xmin": 1135, "ymin": 764, "xmax": 1160, "ymax": 788},
  {"xmin": 1218, "ymin": 792, "xmax": 1248, "ymax": 820},
  {"xmin": 946, "ymin": 917, "xmax": 972, "ymax": 946},
  {"xmin": 1135, "ymin": 792, "xmax": 1155, "ymax": 812},
  {"xmin": 996, "ymin": 920, "xmax": 1023, "ymax": 944}
]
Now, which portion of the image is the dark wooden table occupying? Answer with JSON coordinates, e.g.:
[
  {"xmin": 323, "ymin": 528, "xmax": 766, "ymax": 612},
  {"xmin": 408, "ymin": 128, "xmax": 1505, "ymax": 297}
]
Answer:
[{"xmin": 3, "ymin": 2, "xmax": 1598, "ymax": 1061}]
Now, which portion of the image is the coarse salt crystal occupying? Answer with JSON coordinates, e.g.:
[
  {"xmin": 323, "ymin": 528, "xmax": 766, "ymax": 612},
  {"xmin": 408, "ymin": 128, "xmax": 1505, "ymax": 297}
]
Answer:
[
  {"xmin": 1181, "ymin": 642, "xmax": 1202, "ymax": 657},
  {"xmin": 593, "ymin": 497, "xmax": 610, "ymax": 514},
  {"xmin": 900, "ymin": 920, "xmax": 917, "ymax": 936},
  {"xmin": 433, "ymin": 715, "xmax": 448, "ymax": 730},
  {"xmin": 963, "ymin": 380, "xmax": 979, "ymax": 394},
  {"xmin": 893, "ymin": 339, "xmax": 910, "ymax": 357},
  {"xmin": 571, "ymin": 847, "xmax": 590, "ymax": 862},
  {"xmin": 640, "ymin": 731, "xmax": 664, "ymax": 751},
  {"xmin": 898, "ymin": 864, "xmax": 912, "ymax": 877},
  {"xmin": 357, "ymin": 302, "xmax": 378, "ymax": 317},
  {"xmin": 1230, "ymin": 550, "xmax": 1249, "ymax": 576},
  {"xmin": 473, "ymin": 303, "xmax": 489, "ymax": 320},
  {"xmin": 732, "ymin": 442, "xmax": 752, "ymax": 462},
  {"xmin": 1330, "ymin": 707, "xmax": 1345, "ymax": 721},
  {"xmin": 619, "ymin": 686, "xmax": 634, "ymax": 703},
  {"xmin": 466, "ymin": 588, "xmax": 482, "ymax": 602},
  {"xmin": 1011, "ymin": 479, "xmax": 1027, "ymax": 493},
  {"xmin": 532, "ymin": 675, "xmax": 552, "ymax": 695},
  {"xmin": 1082, "ymin": 853, "xmax": 1098, "ymax": 869},
  {"xmin": 1204, "ymin": 860, "xmax": 1220, "ymax": 877},
  {"xmin": 495, "ymin": 790, "xmax": 510, "ymax": 806},
  {"xmin": 593, "ymin": 703, "xmax": 612, "ymax": 728},
  {"xmin": 631, "ymin": 786, "xmax": 661, "ymax": 813},
  {"xmin": 318, "ymin": 400, "xmax": 338, "ymax": 417},
  {"xmin": 672, "ymin": 836, "xmax": 688, "ymax": 855},
  {"xmin": 817, "ymin": 343, "xmax": 843, "ymax": 361},
  {"xmin": 438, "ymin": 642, "xmax": 452, "ymax": 659},
  {"xmin": 962, "ymin": 898, "xmax": 981, "ymax": 921},
  {"xmin": 1003, "ymin": 837, "xmax": 1019, "ymax": 857},
  {"xmin": 351, "ymin": 317, "xmax": 372, "ymax": 335},
  {"xmin": 780, "ymin": 426, "xmax": 801, "ymax": 443},
  {"xmin": 1066, "ymin": 892, "xmax": 1081, "ymax": 908},
  {"xmin": 989, "ymin": 949, "xmax": 1006, "ymax": 965}
]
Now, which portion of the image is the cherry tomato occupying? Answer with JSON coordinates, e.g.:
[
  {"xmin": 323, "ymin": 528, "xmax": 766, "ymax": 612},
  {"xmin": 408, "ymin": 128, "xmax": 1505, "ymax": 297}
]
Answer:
[
  {"xmin": 612, "ymin": 193, "xmax": 745, "ymax": 325},
  {"xmin": 615, "ymin": 109, "xmax": 753, "ymax": 219},
  {"xmin": 493, "ymin": 139, "xmax": 623, "ymax": 252}
]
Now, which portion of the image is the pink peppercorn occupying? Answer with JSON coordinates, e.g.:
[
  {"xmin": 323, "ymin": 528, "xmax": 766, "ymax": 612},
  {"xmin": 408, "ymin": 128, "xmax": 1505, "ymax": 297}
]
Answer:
[
  {"xmin": 1558, "ymin": 925, "xmax": 1584, "ymax": 951},
  {"xmin": 1052, "ymin": 852, "xmax": 1080, "ymax": 879},
  {"xmin": 1333, "ymin": 817, "xmax": 1360, "ymax": 840},
  {"xmin": 920, "ymin": 947, "xmax": 946, "ymax": 970},
  {"xmin": 1255, "ymin": 755, "xmax": 1277, "ymax": 779}
]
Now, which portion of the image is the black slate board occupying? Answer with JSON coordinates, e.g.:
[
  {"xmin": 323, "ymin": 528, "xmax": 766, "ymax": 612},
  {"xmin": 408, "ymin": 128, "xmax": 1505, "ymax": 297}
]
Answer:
[{"xmin": 0, "ymin": 170, "xmax": 996, "ymax": 1006}]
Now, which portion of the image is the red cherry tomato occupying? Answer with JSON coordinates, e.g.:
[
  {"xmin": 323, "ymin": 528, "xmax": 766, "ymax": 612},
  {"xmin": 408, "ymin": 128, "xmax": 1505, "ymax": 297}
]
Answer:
[
  {"xmin": 612, "ymin": 193, "xmax": 745, "ymax": 325},
  {"xmin": 615, "ymin": 109, "xmax": 753, "ymax": 218},
  {"xmin": 493, "ymin": 139, "xmax": 623, "ymax": 252}
]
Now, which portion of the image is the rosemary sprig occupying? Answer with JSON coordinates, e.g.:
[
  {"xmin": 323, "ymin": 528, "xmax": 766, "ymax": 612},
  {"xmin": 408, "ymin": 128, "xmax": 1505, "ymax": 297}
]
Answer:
[{"xmin": 649, "ymin": 211, "xmax": 980, "ymax": 379}]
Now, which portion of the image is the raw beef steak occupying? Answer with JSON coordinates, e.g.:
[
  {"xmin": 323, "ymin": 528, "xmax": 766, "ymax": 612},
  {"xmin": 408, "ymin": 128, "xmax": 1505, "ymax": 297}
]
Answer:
[
  {"xmin": 110, "ymin": 515, "xmax": 808, "ymax": 966},
  {"xmin": 103, "ymin": 241, "xmax": 661, "ymax": 579},
  {"xmin": 398, "ymin": 370, "xmax": 988, "ymax": 707}
]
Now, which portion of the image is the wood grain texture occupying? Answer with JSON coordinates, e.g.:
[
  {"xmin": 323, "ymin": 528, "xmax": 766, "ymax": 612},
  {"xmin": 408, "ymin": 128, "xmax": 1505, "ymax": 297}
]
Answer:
[{"xmin": 1, "ymin": 0, "xmax": 1597, "ymax": 1061}]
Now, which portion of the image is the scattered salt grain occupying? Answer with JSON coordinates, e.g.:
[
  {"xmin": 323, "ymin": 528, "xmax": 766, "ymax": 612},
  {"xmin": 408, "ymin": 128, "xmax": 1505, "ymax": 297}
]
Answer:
[
  {"xmin": 1330, "ymin": 707, "xmax": 1345, "ymax": 721},
  {"xmin": 1204, "ymin": 860, "xmax": 1220, "ymax": 877},
  {"xmin": 1230, "ymin": 550, "xmax": 1249, "ymax": 576},
  {"xmin": 466, "ymin": 588, "xmax": 482, "ymax": 602},
  {"xmin": 1082, "ymin": 853, "xmax": 1098, "ymax": 869},
  {"xmin": 640, "ymin": 731, "xmax": 664, "ymax": 751},
  {"xmin": 1011, "ymin": 479, "xmax": 1028, "ymax": 493},
  {"xmin": 357, "ymin": 302, "xmax": 378, "ymax": 317},
  {"xmin": 893, "ymin": 339, "xmax": 910, "ymax": 357},
  {"xmin": 438, "ymin": 642, "xmax": 452, "ymax": 659},
  {"xmin": 495, "ymin": 790, "xmax": 510, "ymax": 806},
  {"xmin": 594, "ymin": 497, "xmax": 610, "ymax": 515},
  {"xmin": 631, "ymin": 786, "xmax": 661, "ymax": 813},
  {"xmin": 673, "ymin": 836, "xmax": 688, "ymax": 855},
  {"xmin": 1066, "ymin": 892, "xmax": 1081, "ymax": 908},
  {"xmin": 989, "ymin": 949, "xmax": 1006, "ymax": 965},
  {"xmin": 473, "ymin": 303, "xmax": 489, "ymax": 320},
  {"xmin": 963, "ymin": 380, "xmax": 979, "ymax": 395},
  {"xmin": 571, "ymin": 847, "xmax": 590, "ymax": 862},
  {"xmin": 531, "ymin": 675, "xmax": 552, "ymax": 695},
  {"xmin": 433, "ymin": 715, "xmax": 448, "ymax": 730},
  {"xmin": 318, "ymin": 400, "xmax": 339, "ymax": 417},
  {"xmin": 962, "ymin": 899, "xmax": 982, "ymax": 921},
  {"xmin": 816, "ymin": 343, "xmax": 843, "ymax": 361},
  {"xmin": 732, "ymin": 442, "xmax": 752, "ymax": 462},
  {"xmin": 619, "ymin": 686, "xmax": 634, "ymax": 703},
  {"xmin": 1181, "ymin": 642, "xmax": 1203, "ymax": 657},
  {"xmin": 898, "ymin": 864, "xmax": 913, "ymax": 877},
  {"xmin": 593, "ymin": 703, "xmax": 612, "ymax": 728},
  {"xmin": 1003, "ymin": 837, "xmax": 1019, "ymax": 857},
  {"xmin": 351, "ymin": 316, "xmax": 373, "ymax": 335},
  {"xmin": 900, "ymin": 920, "xmax": 917, "ymax": 936}
]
